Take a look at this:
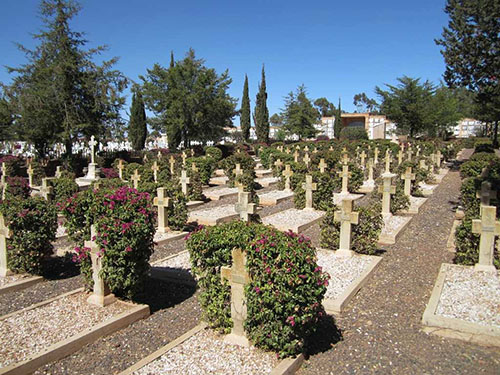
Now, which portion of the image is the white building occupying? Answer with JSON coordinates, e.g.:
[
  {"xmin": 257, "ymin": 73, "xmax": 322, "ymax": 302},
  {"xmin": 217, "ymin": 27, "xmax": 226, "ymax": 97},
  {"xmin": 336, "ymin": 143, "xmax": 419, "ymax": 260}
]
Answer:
[{"xmin": 452, "ymin": 118, "xmax": 485, "ymax": 138}]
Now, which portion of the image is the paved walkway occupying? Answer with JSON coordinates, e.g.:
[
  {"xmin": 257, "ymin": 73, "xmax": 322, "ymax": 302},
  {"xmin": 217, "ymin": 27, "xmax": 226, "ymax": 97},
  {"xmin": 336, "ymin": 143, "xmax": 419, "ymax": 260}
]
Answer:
[{"xmin": 299, "ymin": 169, "xmax": 500, "ymax": 374}]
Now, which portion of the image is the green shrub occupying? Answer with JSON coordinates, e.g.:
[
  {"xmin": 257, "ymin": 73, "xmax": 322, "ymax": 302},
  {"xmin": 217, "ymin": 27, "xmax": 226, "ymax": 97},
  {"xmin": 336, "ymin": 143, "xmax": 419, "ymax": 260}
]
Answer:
[
  {"xmin": 186, "ymin": 157, "xmax": 215, "ymax": 185},
  {"xmin": 460, "ymin": 160, "xmax": 489, "ymax": 178},
  {"xmin": 187, "ymin": 169, "xmax": 204, "ymax": 201},
  {"xmin": 460, "ymin": 178, "xmax": 481, "ymax": 218},
  {"xmin": 339, "ymin": 127, "xmax": 368, "ymax": 140},
  {"xmin": 474, "ymin": 139, "xmax": 494, "ymax": 153},
  {"xmin": 220, "ymin": 152, "xmax": 255, "ymax": 187},
  {"xmin": 374, "ymin": 178, "xmax": 410, "ymax": 214},
  {"xmin": 320, "ymin": 203, "xmax": 383, "ymax": 255},
  {"xmin": 52, "ymin": 177, "xmax": 79, "ymax": 205},
  {"xmin": 0, "ymin": 197, "xmax": 57, "ymax": 275},
  {"xmin": 469, "ymin": 152, "xmax": 498, "ymax": 162},
  {"xmin": 293, "ymin": 172, "xmax": 336, "ymax": 211},
  {"xmin": 205, "ymin": 146, "xmax": 223, "ymax": 161},
  {"xmin": 5, "ymin": 176, "xmax": 31, "ymax": 199},
  {"xmin": 186, "ymin": 221, "xmax": 328, "ymax": 358}
]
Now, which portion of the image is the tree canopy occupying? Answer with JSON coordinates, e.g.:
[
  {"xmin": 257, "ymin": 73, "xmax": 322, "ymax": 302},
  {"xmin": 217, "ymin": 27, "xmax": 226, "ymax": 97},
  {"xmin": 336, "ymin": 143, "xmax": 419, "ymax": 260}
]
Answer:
[
  {"xmin": 128, "ymin": 89, "xmax": 147, "ymax": 151},
  {"xmin": 313, "ymin": 97, "xmax": 336, "ymax": 117},
  {"xmin": 254, "ymin": 66, "xmax": 269, "ymax": 143},
  {"xmin": 353, "ymin": 92, "xmax": 378, "ymax": 113},
  {"xmin": 240, "ymin": 75, "xmax": 251, "ymax": 142},
  {"xmin": 281, "ymin": 85, "xmax": 319, "ymax": 140}
]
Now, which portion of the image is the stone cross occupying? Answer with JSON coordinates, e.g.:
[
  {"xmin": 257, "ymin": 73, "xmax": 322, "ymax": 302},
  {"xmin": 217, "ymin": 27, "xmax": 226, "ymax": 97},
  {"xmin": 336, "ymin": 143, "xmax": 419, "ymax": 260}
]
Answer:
[
  {"xmin": 312, "ymin": 147, "xmax": 318, "ymax": 154},
  {"xmin": 407, "ymin": 148, "xmax": 413, "ymax": 162},
  {"xmin": 40, "ymin": 178, "xmax": 53, "ymax": 201},
  {"xmin": 55, "ymin": 166, "xmax": 62, "ymax": 178},
  {"xmin": 235, "ymin": 191, "xmax": 256, "ymax": 223},
  {"xmin": 419, "ymin": 159, "xmax": 428, "ymax": 171},
  {"xmin": 220, "ymin": 248, "xmax": 252, "ymax": 347},
  {"xmin": 416, "ymin": 145, "xmax": 421, "ymax": 158},
  {"xmin": 1, "ymin": 163, "xmax": 6, "ymax": 185},
  {"xmin": 302, "ymin": 174, "xmax": 317, "ymax": 210},
  {"xmin": 378, "ymin": 172, "xmax": 396, "ymax": 216},
  {"xmin": 131, "ymin": 169, "xmax": 141, "ymax": 189},
  {"xmin": 152, "ymin": 161, "xmax": 160, "ymax": 183},
  {"xmin": 360, "ymin": 151, "xmax": 366, "ymax": 169},
  {"xmin": 476, "ymin": 181, "xmax": 497, "ymax": 207},
  {"xmin": 329, "ymin": 145, "xmax": 334, "ymax": 151},
  {"xmin": 180, "ymin": 169, "xmax": 190, "ymax": 195},
  {"xmin": 0, "ymin": 214, "xmax": 12, "ymax": 277},
  {"xmin": 27, "ymin": 163, "xmax": 34, "ymax": 187},
  {"xmin": 143, "ymin": 154, "xmax": 149, "ymax": 163},
  {"xmin": 182, "ymin": 151, "xmax": 187, "ymax": 166},
  {"xmin": 318, "ymin": 158, "xmax": 327, "ymax": 173},
  {"xmin": 157, "ymin": 151, "xmax": 162, "ymax": 160},
  {"xmin": 367, "ymin": 158, "xmax": 374, "ymax": 183},
  {"xmin": 303, "ymin": 153, "xmax": 311, "ymax": 168},
  {"xmin": 274, "ymin": 159, "xmax": 283, "ymax": 169},
  {"xmin": 374, "ymin": 147, "xmax": 379, "ymax": 164},
  {"xmin": 334, "ymin": 199, "xmax": 359, "ymax": 257},
  {"xmin": 86, "ymin": 225, "xmax": 116, "ymax": 307},
  {"xmin": 169, "ymin": 156, "xmax": 175, "ymax": 174},
  {"xmin": 384, "ymin": 150, "xmax": 392, "ymax": 173},
  {"xmin": 293, "ymin": 150, "xmax": 299, "ymax": 163},
  {"xmin": 397, "ymin": 149, "xmax": 403, "ymax": 165},
  {"xmin": 89, "ymin": 135, "xmax": 97, "ymax": 164},
  {"xmin": 337, "ymin": 164, "xmax": 351, "ymax": 194},
  {"xmin": 283, "ymin": 164, "xmax": 293, "ymax": 192},
  {"xmin": 233, "ymin": 163, "xmax": 242, "ymax": 179},
  {"xmin": 401, "ymin": 167, "xmax": 416, "ymax": 197},
  {"xmin": 117, "ymin": 160, "xmax": 124, "ymax": 180},
  {"xmin": 190, "ymin": 149, "xmax": 195, "ymax": 157},
  {"xmin": 472, "ymin": 205, "xmax": 500, "ymax": 274},
  {"xmin": 436, "ymin": 150, "xmax": 442, "ymax": 169},
  {"xmin": 285, "ymin": 147, "xmax": 291, "ymax": 154},
  {"xmin": 191, "ymin": 162, "xmax": 198, "ymax": 173},
  {"xmin": 304, "ymin": 145, "xmax": 310, "ymax": 152},
  {"xmin": 341, "ymin": 148, "xmax": 350, "ymax": 165},
  {"xmin": 154, "ymin": 188, "xmax": 172, "ymax": 233}
]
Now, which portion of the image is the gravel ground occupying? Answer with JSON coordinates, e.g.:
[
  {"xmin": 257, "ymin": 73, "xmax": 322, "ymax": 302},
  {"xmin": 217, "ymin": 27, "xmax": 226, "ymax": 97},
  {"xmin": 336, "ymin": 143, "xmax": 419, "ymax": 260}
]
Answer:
[
  {"xmin": 0, "ymin": 274, "xmax": 24, "ymax": 287},
  {"xmin": 381, "ymin": 214, "xmax": 411, "ymax": 236},
  {"xmin": 153, "ymin": 250, "xmax": 191, "ymax": 271},
  {"xmin": 298, "ymin": 168, "xmax": 500, "ymax": 375},
  {"xmin": 262, "ymin": 208, "xmax": 325, "ymax": 231}
]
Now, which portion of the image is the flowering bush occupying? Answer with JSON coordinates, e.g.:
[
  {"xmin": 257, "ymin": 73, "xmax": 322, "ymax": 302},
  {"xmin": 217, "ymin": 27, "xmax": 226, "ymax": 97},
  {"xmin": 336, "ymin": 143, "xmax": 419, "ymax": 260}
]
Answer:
[
  {"xmin": 5, "ymin": 176, "xmax": 31, "ymax": 199},
  {"xmin": 100, "ymin": 167, "xmax": 119, "ymax": 179},
  {"xmin": 0, "ymin": 196, "xmax": 57, "ymax": 275},
  {"xmin": 220, "ymin": 152, "xmax": 255, "ymax": 187},
  {"xmin": 186, "ymin": 221, "xmax": 328, "ymax": 358},
  {"xmin": 52, "ymin": 177, "xmax": 79, "ymax": 205}
]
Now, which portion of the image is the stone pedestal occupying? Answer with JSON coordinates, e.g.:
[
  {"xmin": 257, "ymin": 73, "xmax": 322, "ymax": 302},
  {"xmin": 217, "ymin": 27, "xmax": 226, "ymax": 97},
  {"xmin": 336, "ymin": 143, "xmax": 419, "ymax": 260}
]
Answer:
[{"xmin": 86, "ymin": 163, "xmax": 98, "ymax": 180}]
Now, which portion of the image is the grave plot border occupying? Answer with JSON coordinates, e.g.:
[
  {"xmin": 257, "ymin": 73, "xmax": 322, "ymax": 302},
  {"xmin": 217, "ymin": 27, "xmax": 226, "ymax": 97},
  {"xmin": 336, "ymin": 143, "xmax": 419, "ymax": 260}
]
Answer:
[
  {"xmin": 203, "ymin": 188, "xmax": 238, "ymax": 201},
  {"xmin": 149, "ymin": 250, "xmax": 196, "ymax": 287},
  {"xmin": 258, "ymin": 190, "xmax": 294, "ymax": 207},
  {"xmin": 446, "ymin": 219, "xmax": 461, "ymax": 253},
  {"xmin": 377, "ymin": 215, "xmax": 412, "ymax": 246},
  {"xmin": 421, "ymin": 263, "xmax": 500, "ymax": 348},
  {"xmin": 318, "ymin": 250, "xmax": 382, "ymax": 315},
  {"xmin": 0, "ymin": 288, "xmax": 149, "ymax": 375},
  {"xmin": 154, "ymin": 231, "xmax": 189, "ymax": 247},
  {"xmin": 401, "ymin": 196, "xmax": 428, "ymax": 215},
  {"xmin": 188, "ymin": 206, "xmax": 240, "ymax": 226},
  {"xmin": 117, "ymin": 323, "xmax": 304, "ymax": 375},
  {"xmin": 186, "ymin": 200, "xmax": 204, "ymax": 209},
  {"xmin": 0, "ymin": 275, "xmax": 43, "ymax": 295},
  {"xmin": 262, "ymin": 209, "xmax": 325, "ymax": 233},
  {"xmin": 255, "ymin": 177, "xmax": 279, "ymax": 188}
]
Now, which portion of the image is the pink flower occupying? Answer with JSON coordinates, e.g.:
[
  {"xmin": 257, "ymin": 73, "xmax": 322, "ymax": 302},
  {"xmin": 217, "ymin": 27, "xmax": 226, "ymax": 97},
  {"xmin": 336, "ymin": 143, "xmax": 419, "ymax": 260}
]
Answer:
[
  {"xmin": 254, "ymin": 286, "xmax": 261, "ymax": 294},
  {"xmin": 125, "ymin": 246, "xmax": 132, "ymax": 252}
]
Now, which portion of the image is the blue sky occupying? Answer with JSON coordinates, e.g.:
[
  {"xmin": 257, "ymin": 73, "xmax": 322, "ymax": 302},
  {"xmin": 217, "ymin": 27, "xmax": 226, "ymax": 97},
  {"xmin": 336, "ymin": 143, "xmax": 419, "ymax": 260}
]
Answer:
[{"xmin": 0, "ymin": 0, "xmax": 449, "ymax": 123}]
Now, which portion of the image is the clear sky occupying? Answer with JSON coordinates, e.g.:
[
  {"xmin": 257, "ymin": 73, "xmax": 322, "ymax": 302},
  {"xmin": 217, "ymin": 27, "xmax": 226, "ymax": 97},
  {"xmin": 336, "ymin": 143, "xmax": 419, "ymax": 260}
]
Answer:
[{"xmin": 0, "ymin": 0, "xmax": 449, "ymax": 123}]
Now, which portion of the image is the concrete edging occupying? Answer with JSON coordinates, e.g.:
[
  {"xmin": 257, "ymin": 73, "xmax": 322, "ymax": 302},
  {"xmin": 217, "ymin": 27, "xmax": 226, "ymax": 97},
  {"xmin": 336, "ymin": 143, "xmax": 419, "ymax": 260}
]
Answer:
[
  {"xmin": 421, "ymin": 263, "xmax": 500, "ymax": 347},
  {"xmin": 149, "ymin": 250, "xmax": 197, "ymax": 286},
  {"xmin": 154, "ymin": 231, "xmax": 189, "ymax": 246},
  {"xmin": 0, "ymin": 289, "xmax": 150, "ymax": 375},
  {"xmin": 0, "ymin": 275, "xmax": 43, "ymax": 295},
  {"xmin": 378, "ymin": 215, "xmax": 412, "ymax": 245},
  {"xmin": 402, "ymin": 197, "xmax": 428, "ymax": 215}
]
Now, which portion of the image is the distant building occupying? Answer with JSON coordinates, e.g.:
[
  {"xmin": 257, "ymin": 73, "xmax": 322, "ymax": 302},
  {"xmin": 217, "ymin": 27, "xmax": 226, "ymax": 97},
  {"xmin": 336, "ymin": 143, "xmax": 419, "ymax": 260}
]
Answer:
[
  {"xmin": 314, "ymin": 117, "xmax": 335, "ymax": 139},
  {"xmin": 452, "ymin": 118, "xmax": 485, "ymax": 138}
]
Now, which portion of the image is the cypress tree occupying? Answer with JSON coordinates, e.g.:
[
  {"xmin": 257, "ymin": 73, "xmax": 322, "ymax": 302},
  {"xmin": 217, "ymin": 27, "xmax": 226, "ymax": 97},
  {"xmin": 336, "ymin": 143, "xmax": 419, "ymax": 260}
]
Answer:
[
  {"xmin": 129, "ymin": 90, "xmax": 147, "ymax": 151},
  {"xmin": 254, "ymin": 66, "xmax": 269, "ymax": 143},
  {"xmin": 334, "ymin": 98, "xmax": 342, "ymax": 139},
  {"xmin": 240, "ymin": 75, "xmax": 251, "ymax": 142}
]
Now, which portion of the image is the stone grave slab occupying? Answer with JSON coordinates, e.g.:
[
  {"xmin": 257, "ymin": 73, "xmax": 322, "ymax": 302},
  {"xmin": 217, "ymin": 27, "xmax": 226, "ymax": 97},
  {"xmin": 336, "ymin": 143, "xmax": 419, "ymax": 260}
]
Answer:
[
  {"xmin": 377, "ymin": 214, "xmax": 412, "ymax": 245},
  {"xmin": 0, "ymin": 274, "xmax": 43, "ymax": 295},
  {"xmin": 255, "ymin": 168, "xmax": 273, "ymax": 178},
  {"xmin": 422, "ymin": 263, "xmax": 500, "ymax": 347},
  {"xmin": 209, "ymin": 176, "xmax": 229, "ymax": 186},
  {"xmin": 419, "ymin": 182, "xmax": 438, "ymax": 196},
  {"xmin": 332, "ymin": 192, "xmax": 363, "ymax": 206},
  {"xmin": 0, "ymin": 288, "xmax": 149, "ymax": 374},
  {"xmin": 357, "ymin": 180, "xmax": 375, "ymax": 193},
  {"xmin": 186, "ymin": 200, "xmax": 204, "ymax": 209},
  {"xmin": 154, "ymin": 231, "xmax": 189, "ymax": 246},
  {"xmin": 257, "ymin": 190, "xmax": 294, "ymax": 206},
  {"xmin": 262, "ymin": 208, "xmax": 325, "ymax": 233},
  {"xmin": 149, "ymin": 250, "xmax": 196, "ymax": 286},
  {"xmin": 255, "ymin": 176, "xmax": 279, "ymax": 187},
  {"xmin": 214, "ymin": 169, "xmax": 226, "ymax": 176},
  {"xmin": 317, "ymin": 248, "xmax": 381, "ymax": 315},
  {"xmin": 203, "ymin": 186, "xmax": 239, "ymax": 201},
  {"xmin": 117, "ymin": 323, "xmax": 304, "ymax": 375},
  {"xmin": 401, "ymin": 196, "xmax": 428, "ymax": 214},
  {"xmin": 188, "ymin": 204, "xmax": 239, "ymax": 226}
]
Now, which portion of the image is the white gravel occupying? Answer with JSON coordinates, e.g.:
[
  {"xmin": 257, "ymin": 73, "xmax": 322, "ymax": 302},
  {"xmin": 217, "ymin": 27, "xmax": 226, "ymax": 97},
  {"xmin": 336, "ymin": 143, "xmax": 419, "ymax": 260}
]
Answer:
[
  {"xmin": 189, "ymin": 204, "xmax": 237, "ymax": 220},
  {"xmin": 154, "ymin": 231, "xmax": 187, "ymax": 243},
  {"xmin": 134, "ymin": 329, "xmax": 279, "ymax": 375},
  {"xmin": 332, "ymin": 193, "xmax": 363, "ymax": 205},
  {"xmin": 382, "ymin": 215, "xmax": 410, "ymax": 235},
  {"xmin": 154, "ymin": 251, "xmax": 191, "ymax": 271},
  {"xmin": 316, "ymin": 249, "xmax": 372, "ymax": 300},
  {"xmin": 436, "ymin": 266, "xmax": 500, "ymax": 327},
  {"xmin": 0, "ymin": 274, "xmax": 24, "ymax": 288},
  {"xmin": 262, "ymin": 208, "xmax": 324, "ymax": 231},
  {"xmin": 0, "ymin": 292, "xmax": 128, "ymax": 367},
  {"xmin": 203, "ymin": 187, "xmax": 238, "ymax": 200},
  {"xmin": 255, "ymin": 177, "xmax": 279, "ymax": 186}
]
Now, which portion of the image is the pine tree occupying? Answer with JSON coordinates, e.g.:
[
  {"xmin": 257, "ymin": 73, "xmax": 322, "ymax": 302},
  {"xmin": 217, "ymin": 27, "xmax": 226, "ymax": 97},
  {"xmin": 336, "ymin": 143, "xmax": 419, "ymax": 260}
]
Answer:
[
  {"xmin": 334, "ymin": 98, "xmax": 343, "ymax": 139},
  {"xmin": 240, "ymin": 75, "xmax": 251, "ymax": 142},
  {"xmin": 129, "ymin": 90, "xmax": 147, "ymax": 151},
  {"xmin": 281, "ymin": 85, "xmax": 319, "ymax": 140},
  {"xmin": 254, "ymin": 66, "xmax": 269, "ymax": 143}
]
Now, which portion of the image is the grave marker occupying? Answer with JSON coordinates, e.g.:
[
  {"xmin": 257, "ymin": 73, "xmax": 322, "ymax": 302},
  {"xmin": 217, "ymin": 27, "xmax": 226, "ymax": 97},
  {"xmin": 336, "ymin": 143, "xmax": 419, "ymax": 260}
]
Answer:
[
  {"xmin": 401, "ymin": 167, "xmax": 416, "ymax": 197},
  {"xmin": 472, "ymin": 205, "xmax": 500, "ymax": 274},
  {"xmin": 360, "ymin": 151, "xmax": 366, "ymax": 169},
  {"xmin": 476, "ymin": 181, "xmax": 496, "ymax": 207},
  {"xmin": 1, "ymin": 162, "xmax": 7, "ymax": 186},
  {"xmin": 235, "ymin": 191, "xmax": 256, "ymax": 223},
  {"xmin": 154, "ymin": 188, "xmax": 172, "ymax": 233},
  {"xmin": 303, "ymin": 153, "xmax": 311, "ymax": 168},
  {"xmin": 407, "ymin": 148, "xmax": 413, "ymax": 162},
  {"xmin": 274, "ymin": 159, "xmax": 283, "ymax": 169},
  {"xmin": 341, "ymin": 148, "xmax": 350, "ymax": 165},
  {"xmin": 0, "ymin": 214, "xmax": 12, "ymax": 277},
  {"xmin": 397, "ymin": 149, "xmax": 403, "ymax": 165},
  {"xmin": 302, "ymin": 174, "xmax": 317, "ymax": 210},
  {"xmin": 318, "ymin": 158, "xmax": 327, "ymax": 173},
  {"xmin": 384, "ymin": 150, "xmax": 392, "ymax": 173},
  {"xmin": 233, "ymin": 163, "xmax": 243, "ymax": 179},
  {"xmin": 334, "ymin": 198, "xmax": 359, "ymax": 257},
  {"xmin": 27, "ymin": 163, "xmax": 34, "ymax": 187},
  {"xmin": 337, "ymin": 164, "xmax": 351, "ymax": 194},
  {"xmin": 55, "ymin": 166, "xmax": 62, "ymax": 178},
  {"xmin": 283, "ymin": 164, "xmax": 293, "ymax": 192},
  {"xmin": 40, "ymin": 178, "xmax": 53, "ymax": 201},
  {"xmin": 374, "ymin": 147, "xmax": 379, "ymax": 165},
  {"xmin": 293, "ymin": 150, "xmax": 299, "ymax": 163},
  {"xmin": 152, "ymin": 161, "xmax": 160, "ymax": 183},
  {"xmin": 117, "ymin": 160, "xmax": 125, "ymax": 180},
  {"xmin": 378, "ymin": 172, "xmax": 396, "ymax": 216},
  {"xmin": 182, "ymin": 151, "xmax": 187, "ymax": 166},
  {"xmin": 180, "ymin": 169, "xmax": 190, "ymax": 195},
  {"xmin": 169, "ymin": 156, "xmax": 176, "ymax": 175},
  {"xmin": 131, "ymin": 169, "xmax": 141, "ymax": 189},
  {"xmin": 367, "ymin": 158, "xmax": 374, "ymax": 183}
]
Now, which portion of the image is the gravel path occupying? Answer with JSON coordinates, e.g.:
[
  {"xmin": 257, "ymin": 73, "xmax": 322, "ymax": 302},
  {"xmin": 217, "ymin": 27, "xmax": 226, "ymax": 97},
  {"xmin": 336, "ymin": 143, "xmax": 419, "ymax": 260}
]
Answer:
[{"xmin": 298, "ymin": 169, "xmax": 500, "ymax": 374}]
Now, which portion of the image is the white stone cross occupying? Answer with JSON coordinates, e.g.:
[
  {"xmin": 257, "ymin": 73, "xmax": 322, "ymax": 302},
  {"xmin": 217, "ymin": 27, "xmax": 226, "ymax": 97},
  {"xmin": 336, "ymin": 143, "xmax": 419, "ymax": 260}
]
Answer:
[
  {"xmin": 86, "ymin": 224, "xmax": 116, "ymax": 307},
  {"xmin": 397, "ymin": 149, "xmax": 403, "ymax": 165},
  {"xmin": 89, "ymin": 135, "xmax": 97, "ymax": 164},
  {"xmin": 360, "ymin": 151, "xmax": 366, "ymax": 169},
  {"xmin": 334, "ymin": 198, "xmax": 359, "ymax": 257},
  {"xmin": 374, "ymin": 147, "xmax": 379, "ymax": 164},
  {"xmin": 303, "ymin": 153, "xmax": 311, "ymax": 168},
  {"xmin": 191, "ymin": 162, "xmax": 198, "ymax": 173},
  {"xmin": 274, "ymin": 159, "xmax": 283, "ymax": 169},
  {"xmin": 285, "ymin": 147, "xmax": 291, "ymax": 154},
  {"xmin": 152, "ymin": 161, "xmax": 160, "ymax": 183},
  {"xmin": 27, "ymin": 163, "xmax": 34, "ymax": 187},
  {"xmin": 0, "ymin": 214, "xmax": 12, "ymax": 277},
  {"xmin": 476, "ymin": 181, "xmax": 497, "ymax": 207},
  {"xmin": 293, "ymin": 150, "xmax": 299, "ymax": 163},
  {"xmin": 367, "ymin": 158, "xmax": 374, "ymax": 183},
  {"xmin": 341, "ymin": 148, "xmax": 350, "ymax": 165},
  {"xmin": 180, "ymin": 169, "xmax": 190, "ymax": 196},
  {"xmin": 283, "ymin": 164, "xmax": 293, "ymax": 192},
  {"xmin": 154, "ymin": 188, "xmax": 172, "ymax": 233},
  {"xmin": 117, "ymin": 160, "xmax": 124, "ymax": 180},
  {"xmin": 182, "ymin": 151, "xmax": 187, "ymax": 166},
  {"xmin": 302, "ymin": 174, "xmax": 317, "ymax": 210},
  {"xmin": 378, "ymin": 172, "xmax": 396, "ymax": 216},
  {"xmin": 436, "ymin": 150, "xmax": 442, "ymax": 169},
  {"xmin": 407, "ymin": 148, "xmax": 413, "ymax": 162},
  {"xmin": 318, "ymin": 158, "xmax": 327, "ymax": 173},
  {"xmin": 40, "ymin": 178, "xmax": 53, "ymax": 201},
  {"xmin": 221, "ymin": 248, "xmax": 252, "ymax": 347},
  {"xmin": 337, "ymin": 164, "xmax": 351, "ymax": 194},
  {"xmin": 169, "ymin": 156, "xmax": 176, "ymax": 175},
  {"xmin": 235, "ymin": 191, "xmax": 256, "ymax": 223},
  {"xmin": 157, "ymin": 151, "xmax": 162, "ymax": 160},
  {"xmin": 304, "ymin": 145, "xmax": 310, "ymax": 152},
  {"xmin": 384, "ymin": 150, "xmax": 392, "ymax": 173},
  {"xmin": 401, "ymin": 167, "xmax": 416, "ymax": 197},
  {"xmin": 55, "ymin": 166, "xmax": 62, "ymax": 178},
  {"xmin": 131, "ymin": 169, "xmax": 141, "ymax": 189},
  {"xmin": 416, "ymin": 145, "xmax": 421, "ymax": 157},
  {"xmin": 472, "ymin": 205, "xmax": 500, "ymax": 274},
  {"xmin": 233, "ymin": 163, "xmax": 243, "ymax": 179},
  {"xmin": 419, "ymin": 159, "xmax": 428, "ymax": 171}
]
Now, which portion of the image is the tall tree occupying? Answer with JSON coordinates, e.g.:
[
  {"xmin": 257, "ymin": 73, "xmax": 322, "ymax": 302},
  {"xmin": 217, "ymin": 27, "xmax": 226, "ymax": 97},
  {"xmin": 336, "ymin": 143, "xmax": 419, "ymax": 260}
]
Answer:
[
  {"xmin": 353, "ymin": 92, "xmax": 378, "ymax": 113},
  {"xmin": 254, "ymin": 66, "xmax": 269, "ymax": 143},
  {"xmin": 375, "ymin": 76, "xmax": 435, "ymax": 138},
  {"xmin": 430, "ymin": 85, "xmax": 462, "ymax": 138},
  {"xmin": 141, "ymin": 49, "xmax": 236, "ymax": 149},
  {"xmin": 281, "ymin": 85, "xmax": 319, "ymax": 140},
  {"xmin": 313, "ymin": 97, "xmax": 336, "ymax": 117},
  {"xmin": 435, "ymin": 0, "xmax": 500, "ymax": 146},
  {"xmin": 270, "ymin": 113, "xmax": 283, "ymax": 127},
  {"xmin": 128, "ymin": 89, "xmax": 147, "ymax": 151},
  {"xmin": 240, "ymin": 75, "xmax": 251, "ymax": 142},
  {"xmin": 334, "ymin": 98, "xmax": 343, "ymax": 139},
  {"xmin": 2, "ymin": 0, "xmax": 127, "ymax": 157},
  {"xmin": 0, "ymin": 92, "xmax": 14, "ymax": 142}
]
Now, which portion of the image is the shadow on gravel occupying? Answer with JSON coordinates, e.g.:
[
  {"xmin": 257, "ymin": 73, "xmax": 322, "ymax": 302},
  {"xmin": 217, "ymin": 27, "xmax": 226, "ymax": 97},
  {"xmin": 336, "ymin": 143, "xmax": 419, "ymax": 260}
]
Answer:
[
  {"xmin": 304, "ymin": 314, "xmax": 343, "ymax": 357},
  {"xmin": 133, "ymin": 277, "xmax": 197, "ymax": 314},
  {"xmin": 42, "ymin": 254, "xmax": 80, "ymax": 280}
]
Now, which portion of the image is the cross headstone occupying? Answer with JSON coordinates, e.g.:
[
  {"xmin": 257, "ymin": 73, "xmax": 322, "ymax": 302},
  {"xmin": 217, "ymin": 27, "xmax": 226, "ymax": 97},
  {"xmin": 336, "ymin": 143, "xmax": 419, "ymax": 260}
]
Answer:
[
  {"xmin": 40, "ymin": 178, "xmax": 53, "ymax": 201},
  {"xmin": 131, "ymin": 169, "xmax": 141, "ymax": 189},
  {"xmin": 180, "ymin": 169, "xmax": 190, "ymax": 195},
  {"xmin": 235, "ymin": 191, "xmax": 256, "ymax": 222},
  {"xmin": 143, "ymin": 154, "xmax": 149, "ymax": 163},
  {"xmin": 304, "ymin": 145, "xmax": 310, "ymax": 152},
  {"xmin": 476, "ymin": 181, "xmax": 497, "ymax": 207},
  {"xmin": 274, "ymin": 159, "xmax": 283, "ymax": 169},
  {"xmin": 334, "ymin": 198, "xmax": 359, "ymax": 257},
  {"xmin": 233, "ymin": 163, "xmax": 243, "ymax": 179},
  {"xmin": 407, "ymin": 148, "xmax": 413, "ymax": 162},
  {"xmin": 89, "ymin": 136, "xmax": 97, "ymax": 164},
  {"xmin": 360, "ymin": 151, "xmax": 367, "ymax": 169},
  {"xmin": 397, "ymin": 149, "xmax": 403, "ymax": 165},
  {"xmin": 157, "ymin": 151, "xmax": 162, "ymax": 160},
  {"xmin": 341, "ymin": 148, "xmax": 350, "ymax": 165},
  {"xmin": 416, "ymin": 145, "xmax": 421, "ymax": 158},
  {"xmin": 384, "ymin": 150, "xmax": 392, "ymax": 173},
  {"xmin": 86, "ymin": 225, "xmax": 116, "ymax": 307},
  {"xmin": 27, "ymin": 163, "xmax": 34, "ymax": 187},
  {"xmin": 367, "ymin": 158, "xmax": 374, "ymax": 183},
  {"xmin": 191, "ymin": 162, "xmax": 198, "ymax": 173},
  {"xmin": 378, "ymin": 172, "xmax": 396, "ymax": 216},
  {"xmin": 285, "ymin": 147, "xmax": 291, "ymax": 154},
  {"xmin": 312, "ymin": 147, "xmax": 318, "ymax": 154},
  {"xmin": 472, "ymin": 205, "xmax": 500, "ymax": 274},
  {"xmin": 337, "ymin": 164, "xmax": 351, "ymax": 194},
  {"xmin": 283, "ymin": 164, "xmax": 293, "ymax": 192},
  {"xmin": 318, "ymin": 158, "xmax": 327, "ymax": 173},
  {"xmin": 419, "ymin": 159, "xmax": 428, "ymax": 171},
  {"xmin": 303, "ymin": 153, "xmax": 311, "ymax": 168},
  {"xmin": 374, "ymin": 147, "xmax": 379, "ymax": 165},
  {"xmin": 436, "ymin": 150, "xmax": 442, "ymax": 169},
  {"xmin": 169, "ymin": 156, "xmax": 175, "ymax": 175},
  {"xmin": 154, "ymin": 188, "xmax": 172, "ymax": 233},
  {"xmin": 220, "ymin": 248, "xmax": 252, "ymax": 347},
  {"xmin": 293, "ymin": 150, "xmax": 299, "ymax": 163},
  {"xmin": 55, "ymin": 166, "xmax": 62, "ymax": 178},
  {"xmin": 401, "ymin": 166, "xmax": 416, "ymax": 197},
  {"xmin": 152, "ymin": 161, "xmax": 160, "ymax": 183},
  {"xmin": 0, "ymin": 214, "xmax": 12, "ymax": 277},
  {"xmin": 302, "ymin": 174, "xmax": 317, "ymax": 210},
  {"xmin": 329, "ymin": 145, "xmax": 334, "ymax": 151},
  {"xmin": 117, "ymin": 160, "xmax": 125, "ymax": 180},
  {"xmin": 1, "ymin": 163, "xmax": 7, "ymax": 186},
  {"xmin": 190, "ymin": 149, "xmax": 195, "ymax": 157}
]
